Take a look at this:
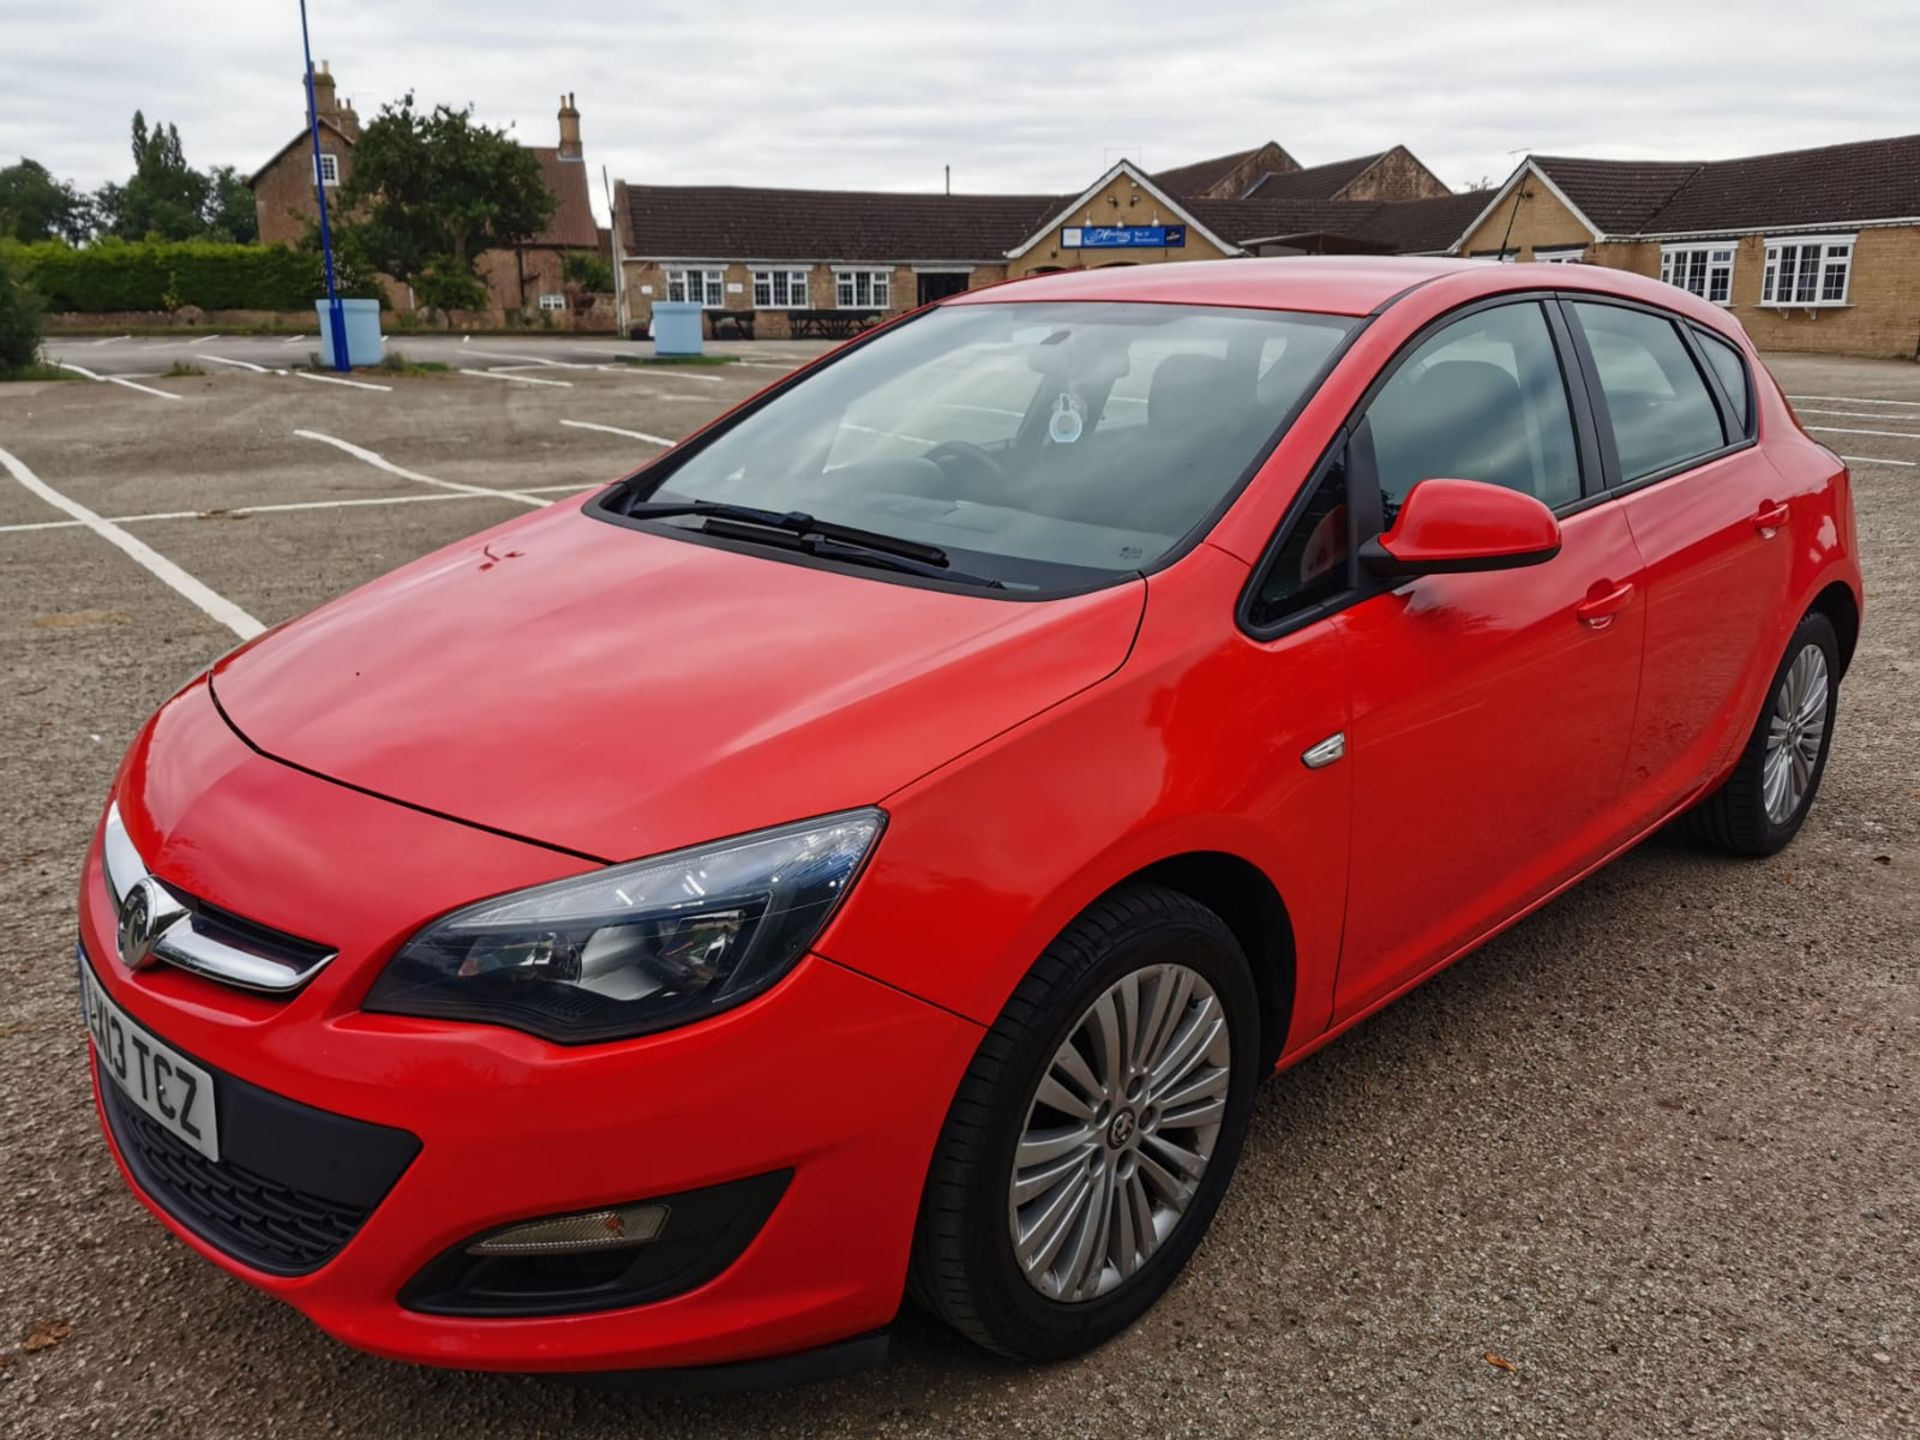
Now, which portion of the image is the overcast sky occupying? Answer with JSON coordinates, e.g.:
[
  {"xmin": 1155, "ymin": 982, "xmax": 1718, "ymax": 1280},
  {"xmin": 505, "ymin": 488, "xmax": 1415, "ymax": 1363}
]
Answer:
[{"xmin": 5, "ymin": 0, "xmax": 1916, "ymax": 224}]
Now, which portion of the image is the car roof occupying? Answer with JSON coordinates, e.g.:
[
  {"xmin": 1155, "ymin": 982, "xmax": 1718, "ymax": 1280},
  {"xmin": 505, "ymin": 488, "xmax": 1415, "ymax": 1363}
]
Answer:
[
  {"xmin": 948, "ymin": 256, "xmax": 1485, "ymax": 318},
  {"xmin": 945, "ymin": 255, "xmax": 1736, "ymax": 333}
]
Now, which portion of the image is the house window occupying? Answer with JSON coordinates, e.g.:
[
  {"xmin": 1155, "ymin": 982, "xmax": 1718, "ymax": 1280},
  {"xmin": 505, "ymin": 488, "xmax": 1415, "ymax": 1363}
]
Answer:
[
  {"xmin": 1761, "ymin": 236, "xmax": 1853, "ymax": 306},
  {"xmin": 538, "ymin": 293, "xmax": 566, "ymax": 312},
  {"xmin": 751, "ymin": 269, "xmax": 810, "ymax": 308},
  {"xmin": 1660, "ymin": 244, "xmax": 1735, "ymax": 304},
  {"xmin": 665, "ymin": 268, "xmax": 724, "ymax": 307},
  {"xmin": 316, "ymin": 151, "xmax": 340, "ymax": 187},
  {"xmin": 1533, "ymin": 247, "xmax": 1586, "ymax": 264},
  {"xmin": 834, "ymin": 269, "xmax": 891, "ymax": 309}
]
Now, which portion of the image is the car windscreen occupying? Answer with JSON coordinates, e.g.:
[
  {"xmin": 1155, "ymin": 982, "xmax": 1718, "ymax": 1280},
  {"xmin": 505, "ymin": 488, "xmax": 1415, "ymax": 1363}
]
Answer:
[{"xmin": 618, "ymin": 301, "xmax": 1356, "ymax": 591}]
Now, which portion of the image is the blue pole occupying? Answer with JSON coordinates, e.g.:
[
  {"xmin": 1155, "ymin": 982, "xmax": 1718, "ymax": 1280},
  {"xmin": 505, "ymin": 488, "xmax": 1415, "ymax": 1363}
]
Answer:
[{"xmin": 299, "ymin": 0, "xmax": 351, "ymax": 373}]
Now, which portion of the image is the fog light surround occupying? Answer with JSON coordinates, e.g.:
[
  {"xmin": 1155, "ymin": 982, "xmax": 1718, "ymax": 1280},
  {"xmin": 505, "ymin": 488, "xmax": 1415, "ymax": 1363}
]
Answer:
[{"xmin": 468, "ymin": 1201, "xmax": 670, "ymax": 1257}]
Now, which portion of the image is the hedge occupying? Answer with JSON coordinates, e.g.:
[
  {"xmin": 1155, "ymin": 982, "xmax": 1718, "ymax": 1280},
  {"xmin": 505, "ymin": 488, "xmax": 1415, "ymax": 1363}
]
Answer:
[{"xmin": 0, "ymin": 239, "xmax": 380, "ymax": 313}]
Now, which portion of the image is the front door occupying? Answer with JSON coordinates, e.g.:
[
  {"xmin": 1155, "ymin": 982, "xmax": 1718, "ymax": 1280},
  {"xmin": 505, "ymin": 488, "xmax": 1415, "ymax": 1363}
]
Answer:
[
  {"xmin": 1332, "ymin": 300, "xmax": 1646, "ymax": 1020},
  {"xmin": 917, "ymin": 272, "xmax": 971, "ymax": 305}
]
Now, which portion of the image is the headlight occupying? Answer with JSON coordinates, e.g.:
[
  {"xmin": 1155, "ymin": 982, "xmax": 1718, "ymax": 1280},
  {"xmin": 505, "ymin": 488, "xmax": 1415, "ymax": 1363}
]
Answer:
[{"xmin": 364, "ymin": 810, "xmax": 884, "ymax": 1044}]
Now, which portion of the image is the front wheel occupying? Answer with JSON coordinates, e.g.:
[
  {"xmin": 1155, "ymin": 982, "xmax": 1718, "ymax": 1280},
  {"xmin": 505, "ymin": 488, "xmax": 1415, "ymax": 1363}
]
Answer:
[
  {"xmin": 909, "ymin": 883, "xmax": 1260, "ymax": 1360},
  {"xmin": 1688, "ymin": 610, "xmax": 1840, "ymax": 856}
]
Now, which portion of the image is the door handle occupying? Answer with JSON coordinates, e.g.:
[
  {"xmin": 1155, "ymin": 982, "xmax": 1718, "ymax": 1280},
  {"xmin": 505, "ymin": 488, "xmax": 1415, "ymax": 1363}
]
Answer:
[
  {"xmin": 1753, "ymin": 500, "xmax": 1790, "ymax": 537},
  {"xmin": 1575, "ymin": 580, "xmax": 1635, "ymax": 630}
]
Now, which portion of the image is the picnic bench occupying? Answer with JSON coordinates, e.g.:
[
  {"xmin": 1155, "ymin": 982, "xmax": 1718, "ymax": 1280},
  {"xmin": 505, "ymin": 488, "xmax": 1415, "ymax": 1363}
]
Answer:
[
  {"xmin": 787, "ymin": 309, "xmax": 883, "ymax": 341},
  {"xmin": 708, "ymin": 310, "xmax": 756, "ymax": 340}
]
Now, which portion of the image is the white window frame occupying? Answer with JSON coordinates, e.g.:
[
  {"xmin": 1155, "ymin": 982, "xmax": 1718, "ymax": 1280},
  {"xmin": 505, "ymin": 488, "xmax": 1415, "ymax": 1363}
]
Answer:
[
  {"xmin": 834, "ymin": 269, "xmax": 891, "ymax": 310},
  {"xmin": 1761, "ymin": 235, "xmax": 1853, "ymax": 308},
  {"xmin": 664, "ymin": 268, "xmax": 725, "ymax": 307},
  {"xmin": 316, "ymin": 151, "xmax": 340, "ymax": 187},
  {"xmin": 537, "ymin": 293, "xmax": 566, "ymax": 312},
  {"xmin": 1660, "ymin": 244, "xmax": 1735, "ymax": 305},
  {"xmin": 751, "ymin": 268, "xmax": 810, "ymax": 309},
  {"xmin": 1532, "ymin": 246, "xmax": 1587, "ymax": 264}
]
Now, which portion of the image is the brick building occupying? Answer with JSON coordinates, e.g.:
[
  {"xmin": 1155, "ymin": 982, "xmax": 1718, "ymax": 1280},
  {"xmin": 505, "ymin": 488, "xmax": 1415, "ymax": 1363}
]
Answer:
[
  {"xmin": 1454, "ymin": 136, "xmax": 1920, "ymax": 358},
  {"xmin": 247, "ymin": 66, "xmax": 602, "ymax": 319},
  {"xmin": 612, "ymin": 141, "xmax": 1474, "ymax": 340}
]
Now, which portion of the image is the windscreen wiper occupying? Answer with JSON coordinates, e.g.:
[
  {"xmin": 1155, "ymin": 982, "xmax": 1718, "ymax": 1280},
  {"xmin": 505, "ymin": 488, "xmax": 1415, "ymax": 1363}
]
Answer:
[
  {"xmin": 696, "ymin": 518, "xmax": 1004, "ymax": 589},
  {"xmin": 626, "ymin": 499, "xmax": 950, "ymax": 567}
]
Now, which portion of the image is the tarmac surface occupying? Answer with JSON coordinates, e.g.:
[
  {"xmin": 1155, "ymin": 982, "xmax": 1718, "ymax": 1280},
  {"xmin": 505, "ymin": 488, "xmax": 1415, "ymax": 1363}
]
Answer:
[{"xmin": 1, "ymin": 342, "xmax": 1914, "ymax": 1438}]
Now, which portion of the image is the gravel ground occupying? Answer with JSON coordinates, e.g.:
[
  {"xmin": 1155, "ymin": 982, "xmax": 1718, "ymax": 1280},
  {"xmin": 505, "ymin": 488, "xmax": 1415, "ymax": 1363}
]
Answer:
[{"xmin": 0, "ymin": 347, "xmax": 1914, "ymax": 1439}]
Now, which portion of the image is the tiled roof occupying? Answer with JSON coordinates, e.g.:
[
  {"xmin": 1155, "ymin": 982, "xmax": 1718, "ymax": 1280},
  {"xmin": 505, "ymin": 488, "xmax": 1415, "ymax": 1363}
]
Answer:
[
  {"xmin": 1634, "ymin": 133, "xmax": 1920, "ymax": 233},
  {"xmin": 1349, "ymin": 191, "xmax": 1492, "ymax": 253},
  {"xmin": 622, "ymin": 184, "xmax": 1063, "ymax": 262},
  {"xmin": 1151, "ymin": 148, "xmax": 1262, "ymax": 198},
  {"xmin": 529, "ymin": 147, "xmax": 601, "ymax": 249},
  {"xmin": 1527, "ymin": 157, "xmax": 1702, "ymax": 234},
  {"xmin": 1243, "ymin": 154, "xmax": 1385, "ymax": 201}
]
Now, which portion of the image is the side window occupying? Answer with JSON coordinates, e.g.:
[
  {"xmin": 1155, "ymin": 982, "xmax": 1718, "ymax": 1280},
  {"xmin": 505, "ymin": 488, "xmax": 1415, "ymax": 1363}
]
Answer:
[
  {"xmin": 1693, "ymin": 327, "xmax": 1752, "ymax": 434},
  {"xmin": 1366, "ymin": 302, "xmax": 1581, "ymax": 522},
  {"xmin": 1249, "ymin": 449, "xmax": 1351, "ymax": 628},
  {"xmin": 1569, "ymin": 302, "xmax": 1727, "ymax": 481}
]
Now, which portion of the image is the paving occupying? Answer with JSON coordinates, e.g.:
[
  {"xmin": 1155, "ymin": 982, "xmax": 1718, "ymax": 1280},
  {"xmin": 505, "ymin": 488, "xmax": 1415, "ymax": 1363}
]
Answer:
[{"xmin": 0, "ymin": 343, "xmax": 1914, "ymax": 1438}]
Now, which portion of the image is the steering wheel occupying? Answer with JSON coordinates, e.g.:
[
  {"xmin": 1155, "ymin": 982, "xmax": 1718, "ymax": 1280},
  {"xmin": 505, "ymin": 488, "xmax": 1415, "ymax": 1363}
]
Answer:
[{"xmin": 921, "ymin": 440, "xmax": 1011, "ymax": 497}]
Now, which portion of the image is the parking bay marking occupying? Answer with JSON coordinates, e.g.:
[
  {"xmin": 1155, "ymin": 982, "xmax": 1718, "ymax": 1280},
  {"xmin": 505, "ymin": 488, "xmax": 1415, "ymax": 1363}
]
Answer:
[
  {"xmin": 56, "ymin": 361, "xmax": 183, "ymax": 402},
  {"xmin": 1795, "ymin": 407, "xmax": 1920, "ymax": 423},
  {"xmin": 0, "ymin": 442, "xmax": 265, "ymax": 639},
  {"xmin": 460, "ymin": 368, "xmax": 573, "ymax": 388},
  {"xmin": 1790, "ymin": 393, "xmax": 1920, "ymax": 410},
  {"xmin": 1806, "ymin": 424, "xmax": 1920, "ymax": 441},
  {"xmin": 293, "ymin": 370, "xmax": 392, "ymax": 393},
  {"xmin": 0, "ymin": 484, "xmax": 596, "ymax": 537},
  {"xmin": 560, "ymin": 419, "xmax": 674, "ymax": 445},
  {"xmin": 1838, "ymin": 454, "xmax": 1916, "ymax": 469},
  {"xmin": 201, "ymin": 354, "xmax": 275, "ymax": 374},
  {"xmin": 294, "ymin": 430, "xmax": 552, "ymax": 507}
]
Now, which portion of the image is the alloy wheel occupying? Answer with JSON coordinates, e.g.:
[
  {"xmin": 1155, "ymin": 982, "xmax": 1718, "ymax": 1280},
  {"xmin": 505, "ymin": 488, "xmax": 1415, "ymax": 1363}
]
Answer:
[
  {"xmin": 1008, "ymin": 963, "xmax": 1232, "ymax": 1303},
  {"xmin": 1762, "ymin": 642, "xmax": 1830, "ymax": 824}
]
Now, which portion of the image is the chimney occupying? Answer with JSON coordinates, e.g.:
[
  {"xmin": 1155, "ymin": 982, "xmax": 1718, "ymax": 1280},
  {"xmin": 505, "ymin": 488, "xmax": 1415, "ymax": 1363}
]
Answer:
[
  {"xmin": 557, "ymin": 92, "xmax": 582, "ymax": 160},
  {"xmin": 307, "ymin": 60, "xmax": 340, "ymax": 127}
]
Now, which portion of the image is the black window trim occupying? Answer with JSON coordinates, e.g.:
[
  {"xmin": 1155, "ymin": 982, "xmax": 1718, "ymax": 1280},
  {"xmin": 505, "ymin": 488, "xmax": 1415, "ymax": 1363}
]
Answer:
[
  {"xmin": 585, "ymin": 299, "xmax": 1375, "ymax": 604},
  {"xmin": 1686, "ymin": 321, "xmax": 1756, "ymax": 443},
  {"xmin": 1238, "ymin": 290, "xmax": 1601, "ymax": 642},
  {"xmin": 1553, "ymin": 295, "xmax": 1758, "ymax": 500}
]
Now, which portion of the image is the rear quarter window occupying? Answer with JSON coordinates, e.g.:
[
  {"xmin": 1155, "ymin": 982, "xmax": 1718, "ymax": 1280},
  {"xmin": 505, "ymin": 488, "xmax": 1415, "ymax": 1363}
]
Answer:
[
  {"xmin": 1570, "ymin": 302, "xmax": 1727, "ymax": 482},
  {"xmin": 1693, "ymin": 328, "xmax": 1753, "ymax": 434}
]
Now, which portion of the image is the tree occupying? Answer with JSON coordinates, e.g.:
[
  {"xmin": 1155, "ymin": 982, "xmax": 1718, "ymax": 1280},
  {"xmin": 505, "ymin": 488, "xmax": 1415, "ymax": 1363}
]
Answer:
[
  {"xmin": 95, "ymin": 111, "xmax": 213, "ymax": 241},
  {"xmin": 0, "ymin": 251, "xmax": 44, "ymax": 373},
  {"xmin": 0, "ymin": 159, "xmax": 93, "ymax": 243},
  {"xmin": 204, "ymin": 165, "xmax": 259, "ymax": 244},
  {"xmin": 338, "ymin": 94, "xmax": 554, "ymax": 298},
  {"xmin": 563, "ymin": 249, "xmax": 612, "ymax": 293}
]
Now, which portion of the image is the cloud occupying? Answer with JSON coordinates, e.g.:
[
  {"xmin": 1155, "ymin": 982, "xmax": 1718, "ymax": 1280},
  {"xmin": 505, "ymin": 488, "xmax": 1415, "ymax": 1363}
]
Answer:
[{"xmin": 3, "ymin": 0, "xmax": 1915, "ymax": 222}]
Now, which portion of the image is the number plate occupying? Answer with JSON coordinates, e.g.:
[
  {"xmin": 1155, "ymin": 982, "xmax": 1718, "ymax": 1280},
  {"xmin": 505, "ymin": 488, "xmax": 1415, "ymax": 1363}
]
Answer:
[{"xmin": 81, "ymin": 961, "xmax": 219, "ymax": 1162}]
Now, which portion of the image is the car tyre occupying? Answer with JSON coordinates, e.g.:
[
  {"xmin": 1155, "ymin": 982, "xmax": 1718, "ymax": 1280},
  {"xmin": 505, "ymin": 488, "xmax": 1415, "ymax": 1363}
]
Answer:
[
  {"xmin": 909, "ymin": 882, "xmax": 1260, "ymax": 1360},
  {"xmin": 1688, "ymin": 610, "xmax": 1840, "ymax": 857}
]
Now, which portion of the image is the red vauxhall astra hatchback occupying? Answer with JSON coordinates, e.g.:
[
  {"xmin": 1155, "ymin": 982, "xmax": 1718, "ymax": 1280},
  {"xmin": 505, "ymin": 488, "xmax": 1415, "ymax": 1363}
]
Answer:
[{"xmin": 81, "ymin": 258, "xmax": 1860, "ymax": 1382}]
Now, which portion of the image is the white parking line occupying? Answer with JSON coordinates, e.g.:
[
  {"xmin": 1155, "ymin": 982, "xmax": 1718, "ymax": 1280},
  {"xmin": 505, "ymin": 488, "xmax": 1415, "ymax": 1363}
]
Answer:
[
  {"xmin": 1789, "ymin": 393, "xmax": 1920, "ymax": 409},
  {"xmin": 560, "ymin": 419, "xmax": 674, "ymax": 445},
  {"xmin": 460, "ymin": 368, "xmax": 572, "ymax": 388},
  {"xmin": 294, "ymin": 430, "xmax": 551, "ymax": 507},
  {"xmin": 56, "ymin": 361, "xmax": 183, "ymax": 402},
  {"xmin": 640, "ymin": 368, "xmax": 726, "ymax": 384},
  {"xmin": 201, "ymin": 354, "xmax": 274, "ymax": 374},
  {"xmin": 0, "ymin": 484, "xmax": 597, "ymax": 536},
  {"xmin": 1840, "ymin": 454, "xmax": 1916, "ymax": 468},
  {"xmin": 462, "ymin": 348, "xmax": 599, "ymax": 370},
  {"xmin": 281, "ymin": 334, "xmax": 313, "ymax": 345},
  {"xmin": 1794, "ymin": 407, "xmax": 1920, "ymax": 423},
  {"xmin": 293, "ymin": 370, "xmax": 391, "ymax": 393},
  {"xmin": 89, "ymin": 334, "xmax": 132, "ymax": 346},
  {"xmin": 1807, "ymin": 424, "xmax": 1920, "ymax": 440},
  {"xmin": 187, "ymin": 334, "xmax": 223, "ymax": 346},
  {"xmin": 0, "ymin": 442, "xmax": 264, "ymax": 638}
]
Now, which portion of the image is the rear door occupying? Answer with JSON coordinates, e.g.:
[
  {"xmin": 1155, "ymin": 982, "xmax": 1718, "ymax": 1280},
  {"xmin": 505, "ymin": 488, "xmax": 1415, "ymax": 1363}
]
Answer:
[
  {"xmin": 1559, "ymin": 301, "xmax": 1789, "ymax": 827},
  {"xmin": 1329, "ymin": 299, "xmax": 1646, "ymax": 1020}
]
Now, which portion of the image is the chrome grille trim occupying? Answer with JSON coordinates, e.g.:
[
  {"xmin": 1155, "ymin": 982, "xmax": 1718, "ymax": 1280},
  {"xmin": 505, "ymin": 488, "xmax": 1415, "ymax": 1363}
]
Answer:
[{"xmin": 102, "ymin": 803, "xmax": 336, "ymax": 993}]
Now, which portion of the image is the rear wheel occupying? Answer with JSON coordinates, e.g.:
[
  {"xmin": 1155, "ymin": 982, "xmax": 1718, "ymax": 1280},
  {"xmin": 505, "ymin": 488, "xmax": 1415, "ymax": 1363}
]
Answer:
[
  {"xmin": 1688, "ymin": 611, "xmax": 1839, "ymax": 856},
  {"xmin": 910, "ymin": 883, "xmax": 1259, "ymax": 1360}
]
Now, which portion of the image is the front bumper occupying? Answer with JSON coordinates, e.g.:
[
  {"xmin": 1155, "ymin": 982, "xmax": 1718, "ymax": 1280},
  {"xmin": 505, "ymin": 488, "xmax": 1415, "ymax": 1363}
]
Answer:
[{"xmin": 82, "ymin": 682, "xmax": 983, "ymax": 1373}]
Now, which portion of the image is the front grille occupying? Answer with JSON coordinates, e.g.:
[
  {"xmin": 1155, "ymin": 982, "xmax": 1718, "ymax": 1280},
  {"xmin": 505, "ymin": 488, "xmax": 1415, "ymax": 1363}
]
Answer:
[{"xmin": 101, "ymin": 1076, "xmax": 368, "ymax": 1274}]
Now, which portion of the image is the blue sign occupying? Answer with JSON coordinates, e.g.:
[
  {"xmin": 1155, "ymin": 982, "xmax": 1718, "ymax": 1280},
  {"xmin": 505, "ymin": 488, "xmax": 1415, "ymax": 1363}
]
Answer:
[{"xmin": 1061, "ymin": 224, "xmax": 1187, "ymax": 249}]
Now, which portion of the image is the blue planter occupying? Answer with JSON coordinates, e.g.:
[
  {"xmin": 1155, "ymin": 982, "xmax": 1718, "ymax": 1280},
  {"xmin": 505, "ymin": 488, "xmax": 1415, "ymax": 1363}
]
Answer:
[{"xmin": 313, "ymin": 298, "xmax": 384, "ymax": 368}]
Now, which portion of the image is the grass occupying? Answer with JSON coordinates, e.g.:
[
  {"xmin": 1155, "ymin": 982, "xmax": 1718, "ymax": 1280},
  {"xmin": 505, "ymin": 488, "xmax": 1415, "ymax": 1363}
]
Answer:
[
  {"xmin": 164, "ymin": 361, "xmax": 206, "ymax": 378},
  {"xmin": 0, "ymin": 362, "xmax": 81, "ymax": 382},
  {"xmin": 615, "ymin": 353, "xmax": 740, "ymax": 367},
  {"xmin": 372, "ymin": 350, "xmax": 450, "ymax": 376}
]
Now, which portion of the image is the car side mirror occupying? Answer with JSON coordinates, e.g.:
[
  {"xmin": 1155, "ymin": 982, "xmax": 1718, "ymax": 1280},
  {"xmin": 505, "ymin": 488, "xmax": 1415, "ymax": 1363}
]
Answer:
[{"xmin": 1359, "ymin": 478, "xmax": 1562, "ymax": 578}]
